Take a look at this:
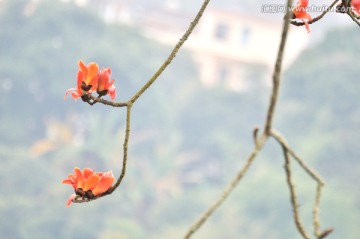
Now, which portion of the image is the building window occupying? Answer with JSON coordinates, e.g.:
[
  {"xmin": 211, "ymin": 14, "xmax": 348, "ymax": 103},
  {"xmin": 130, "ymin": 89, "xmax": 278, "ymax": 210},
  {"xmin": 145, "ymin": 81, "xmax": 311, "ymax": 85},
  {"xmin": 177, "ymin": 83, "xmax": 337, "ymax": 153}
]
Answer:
[
  {"xmin": 240, "ymin": 27, "xmax": 251, "ymax": 45},
  {"xmin": 214, "ymin": 23, "xmax": 229, "ymax": 40}
]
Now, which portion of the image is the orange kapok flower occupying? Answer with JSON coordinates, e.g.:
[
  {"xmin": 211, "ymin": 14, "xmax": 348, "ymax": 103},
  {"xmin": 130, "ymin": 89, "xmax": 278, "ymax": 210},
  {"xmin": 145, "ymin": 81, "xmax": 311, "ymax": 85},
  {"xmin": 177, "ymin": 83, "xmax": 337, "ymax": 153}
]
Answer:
[
  {"xmin": 62, "ymin": 167, "xmax": 115, "ymax": 207},
  {"xmin": 64, "ymin": 60, "xmax": 99, "ymax": 100},
  {"xmin": 78, "ymin": 60, "xmax": 99, "ymax": 92},
  {"xmin": 292, "ymin": 0, "xmax": 312, "ymax": 33},
  {"xmin": 352, "ymin": 0, "xmax": 360, "ymax": 15},
  {"xmin": 97, "ymin": 67, "xmax": 116, "ymax": 100}
]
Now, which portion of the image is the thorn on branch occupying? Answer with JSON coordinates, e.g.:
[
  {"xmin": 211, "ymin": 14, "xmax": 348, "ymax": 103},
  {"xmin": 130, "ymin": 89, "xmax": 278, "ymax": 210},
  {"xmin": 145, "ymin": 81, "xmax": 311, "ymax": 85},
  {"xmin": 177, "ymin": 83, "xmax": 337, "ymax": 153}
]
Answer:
[{"xmin": 318, "ymin": 227, "xmax": 334, "ymax": 239}]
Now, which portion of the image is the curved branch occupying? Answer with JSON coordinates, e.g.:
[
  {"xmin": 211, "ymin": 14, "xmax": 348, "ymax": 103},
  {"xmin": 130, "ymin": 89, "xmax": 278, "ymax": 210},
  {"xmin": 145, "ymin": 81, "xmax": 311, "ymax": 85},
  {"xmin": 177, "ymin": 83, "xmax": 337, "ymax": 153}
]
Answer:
[
  {"xmin": 71, "ymin": 0, "xmax": 211, "ymax": 204},
  {"xmin": 72, "ymin": 103, "xmax": 133, "ymax": 203},
  {"xmin": 270, "ymin": 130, "xmax": 332, "ymax": 239},
  {"xmin": 81, "ymin": 0, "xmax": 210, "ymax": 107},
  {"xmin": 290, "ymin": 0, "xmax": 339, "ymax": 27},
  {"xmin": 270, "ymin": 130, "xmax": 324, "ymax": 185},
  {"xmin": 184, "ymin": 1, "xmax": 293, "ymax": 237},
  {"xmin": 108, "ymin": 103, "xmax": 133, "ymax": 193},
  {"xmin": 129, "ymin": 0, "xmax": 210, "ymax": 104}
]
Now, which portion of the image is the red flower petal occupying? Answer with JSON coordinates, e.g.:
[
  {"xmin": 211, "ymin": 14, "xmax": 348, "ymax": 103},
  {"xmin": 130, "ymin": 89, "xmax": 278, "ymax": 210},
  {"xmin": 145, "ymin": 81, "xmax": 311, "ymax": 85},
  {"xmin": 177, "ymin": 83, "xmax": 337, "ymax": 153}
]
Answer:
[
  {"xmin": 83, "ymin": 174, "xmax": 101, "ymax": 191},
  {"xmin": 303, "ymin": 20, "xmax": 310, "ymax": 33},
  {"xmin": 292, "ymin": 0, "xmax": 312, "ymax": 32},
  {"xmin": 62, "ymin": 168, "xmax": 115, "ymax": 206},
  {"xmin": 91, "ymin": 171, "xmax": 115, "ymax": 196},
  {"xmin": 62, "ymin": 174, "xmax": 77, "ymax": 189},
  {"xmin": 352, "ymin": 0, "xmax": 360, "ymax": 15},
  {"xmin": 74, "ymin": 167, "xmax": 84, "ymax": 189},
  {"xmin": 64, "ymin": 88, "xmax": 81, "ymax": 100},
  {"xmin": 108, "ymin": 84, "xmax": 116, "ymax": 100},
  {"xmin": 84, "ymin": 62, "xmax": 99, "ymax": 86},
  {"xmin": 83, "ymin": 168, "xmax": 94, "ymax": 179},
  {"xmin": 65, "ymin": 193, "xmax": 76, "ymax": 207},
  {"xmin": 78, "ymin": 60, "xmax": 87, "ymax": 73}
]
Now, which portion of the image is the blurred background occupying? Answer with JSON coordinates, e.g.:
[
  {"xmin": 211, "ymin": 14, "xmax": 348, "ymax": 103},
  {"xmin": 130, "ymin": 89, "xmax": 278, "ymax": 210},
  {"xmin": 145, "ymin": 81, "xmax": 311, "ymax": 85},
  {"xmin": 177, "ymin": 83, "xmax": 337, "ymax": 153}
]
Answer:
[{"xmin": 0, "ymin": 0, "xmax": 359, "ymax": 238}]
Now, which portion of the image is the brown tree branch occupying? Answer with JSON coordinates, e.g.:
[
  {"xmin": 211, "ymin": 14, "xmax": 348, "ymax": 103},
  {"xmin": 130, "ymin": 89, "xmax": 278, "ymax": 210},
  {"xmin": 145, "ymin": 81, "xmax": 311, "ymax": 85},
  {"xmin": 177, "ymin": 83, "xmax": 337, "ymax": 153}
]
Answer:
[
  {"xmin": 85, "ymin": 94, "xmax": 128, "ymax": 107},
  {"xmin": 184, "ymin": 1, "xmax": 293, "ymax": 237},
  {"xmin": 264, "ymin": 0, "xmax": 293, "ymax": 135},
  {"xmin": 68, "ymin": 0, "xmax": 334, "ymax": 238},
  {"xmin": 129, "ymin": 0, "xmax": 211, "ymax": 104},
  {"xmin": 108, "ymin": 103, "xmax": 132, "ymax": 193},
  {"xmin": 72, "ymin": 103, "xmax": 132, "ymax": 203},
  {"xmin": 184, "ymin": 142, "xmax": 265, "ymax": 239},
  {"xmin": 70, "ymin": 0, "xmax": 211, "ymax": 204},
  {"xmin": 281, "ymin": 142, "xmax": 311, "ymax": 239},
  {"xmin": 270, "ymin": 130, "xmax": 332, "ymax": 239},
  {"xmin": 290, "ymin": 0, "xmax": 339, "ymax": 27},
  {"xmin": 81, "ymin": 0, "xmax": 210, "ymax": 108},
  {"xmin": 314, "ymin": 184, "xmax": 323, "ymax": 237},
  {"xmin": 270, "ymin": 130, "xmax": 324, "ymax": 185}
]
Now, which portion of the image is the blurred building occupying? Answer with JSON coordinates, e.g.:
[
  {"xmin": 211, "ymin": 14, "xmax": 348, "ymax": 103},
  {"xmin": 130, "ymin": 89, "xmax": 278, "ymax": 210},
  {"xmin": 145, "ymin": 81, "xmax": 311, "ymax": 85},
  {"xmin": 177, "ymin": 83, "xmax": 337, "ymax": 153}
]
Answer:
[{"xmin": 61, "ymin": 0, "xmax": 310, "ymax": 91}]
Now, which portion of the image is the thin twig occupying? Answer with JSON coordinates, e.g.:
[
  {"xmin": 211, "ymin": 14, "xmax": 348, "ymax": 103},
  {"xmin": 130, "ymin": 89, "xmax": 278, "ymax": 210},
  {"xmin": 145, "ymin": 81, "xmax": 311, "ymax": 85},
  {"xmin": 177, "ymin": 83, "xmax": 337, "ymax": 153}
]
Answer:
[
  {"xmin": 85, "ymin": 95, "xmax": 128, "ymax": 107},
  {"xmin": 270, "ymin": 130, "xmax": 332, "ymax": 239},
  {"xmin": 71, "ymin": 0, "xmax": 211, "ymax": 203},
  {"xmin": 72, "ymin": 103, "xmax": 132, "ymax": 203},
  {"xmin": 108, "ymin": 103, "xmax": 133, "ymax": 193},
  {"xmin": 82, "ymin": 0, "xmax": 210, "ymax": 108},
  {"xmin": 282, "ymin": 143, "xmax": 311, "ymax": 239},
  {"xmin": 184, "ymin": 144, "xmax": 264, "ymax": 239},
  {"xmin": 346, "ymin": 11, "xmax": 360, "ymax": 26},
  {"xmin": 184, "ymin": 3, "xmax": 293, "ymax": 236},
  {"xmin": 270, "ymin": 130, "xmax": 324, "ymax": 185},
  {"xmin": 129, "ymin": 0, "xmax": 210, "ymax": 104},
  {"xmin": 290, "ymin": 0, "xmax": 339, "ymax": 27},
  {"xmin": 313, "ymin": 184, "xmax": 323, "ymax": 237}
]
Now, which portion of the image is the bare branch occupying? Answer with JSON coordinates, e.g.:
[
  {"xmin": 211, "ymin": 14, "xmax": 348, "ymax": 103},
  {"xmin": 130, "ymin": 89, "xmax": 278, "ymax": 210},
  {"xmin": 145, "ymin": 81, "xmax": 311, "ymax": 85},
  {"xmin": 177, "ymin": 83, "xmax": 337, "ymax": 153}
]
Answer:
[
  {"xmin": 72, "ymin": 103, "xmax": 133, "ymax": 203},
  {"xmin": 318, "ymin": 227, "xmax": 334, "ymax": 239},
  {"xmin": 270, "ymin": 130, "xmax": 331, "ymax": 238},
  {"xmin": 70, "ymin": 0, "xmax": 211, "ymax": 204},
  {"xmin": 67, "ymin": 0, "xmax": 333, "ymax": 238},
  {"xmin": 129, "ymin": 0, "xmax": 211, "ymax": 104},
  {"xmin": 184, "ymin": 1, "xmax": 294, "ymax": 237},
  {"xmin": 270, "ymin": 130, "xmax": 324, "ymax": 185},
  {"xmin": 313, "ymin": 184, "xmax": 323, "ymax": 237},
  {"xmin": 108, "ymin": 103, "xmax": 133, "ymax": 193},
  {"xmin": 184, "ymin": 144, "xmax": 264, "ymax": 239},
  {"xmin": 264, "ymin": 0, "xmax": 293, "ymax": 135},
  {"xmin": 80, "ymin": 0, "xmax": 211, "ymax": 108},
  {"xmin": 85, "ymin": 94, "xmax": 128, "ymax": 108},
  {"xmin": 290, "ymin": 0, "xmax": 339, "ymax": 27},
  {"xmin": 282, "ymin": 143, "xmax": 311, "ymax": 239}
]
